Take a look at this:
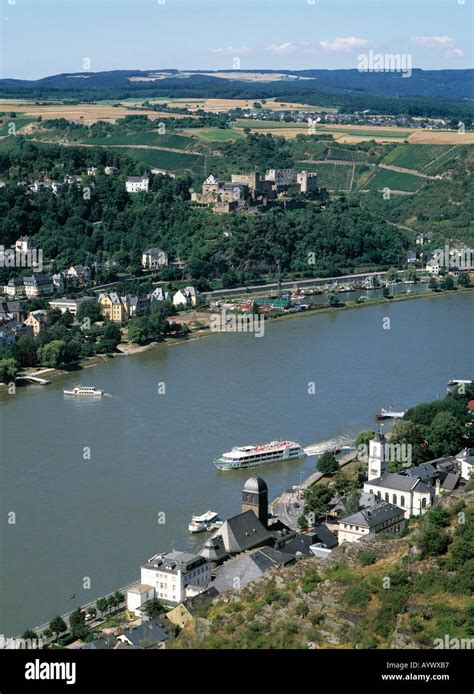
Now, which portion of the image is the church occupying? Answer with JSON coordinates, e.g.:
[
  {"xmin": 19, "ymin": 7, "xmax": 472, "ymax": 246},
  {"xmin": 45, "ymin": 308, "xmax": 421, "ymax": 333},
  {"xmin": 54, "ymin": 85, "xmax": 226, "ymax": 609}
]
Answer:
[{"xmin": 363, "ymin": 433, "xmax": 435, "ymax": 518}]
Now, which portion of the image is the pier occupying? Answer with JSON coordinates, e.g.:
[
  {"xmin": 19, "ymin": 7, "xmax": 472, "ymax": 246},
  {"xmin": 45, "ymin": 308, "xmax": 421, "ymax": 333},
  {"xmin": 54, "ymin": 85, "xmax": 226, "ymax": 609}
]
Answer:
[{"xmin": 16, "ymin": 375, "xmax": 51, "ymax": 385}]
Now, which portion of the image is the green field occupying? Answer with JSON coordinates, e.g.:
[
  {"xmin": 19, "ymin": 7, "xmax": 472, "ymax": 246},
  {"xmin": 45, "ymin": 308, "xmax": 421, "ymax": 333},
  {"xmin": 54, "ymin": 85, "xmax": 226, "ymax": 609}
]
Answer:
[
  {"xmin": 184, "ymin": 127, "xmax": 246, "ymax": 142},
  {"xmin": 85, "ymin": 131, "xmax": 198, "ymax": 149},
  {"xmin": 294, "ymin": 161, "xmax": 355, "ymax": 190},
  {"xmin": 117, "ymin": 147, "xmax": 206, "ymax": 173},
  {"xmin": 0, "ymin": 116, "xmax": 33, "ymax": 136},
  {"xmin": 364, "ymin": 168, "xmax": 425, "ymax": 192},
  {"xmin": 422, "ymin": 146, "xmax": 464, "ymax": 175},
  {"xmin": 316, "ymin": 126, "xmax": 410, "ymax": 140},
  {"xmin": 381, "ymin": 144, "xmax": 453, "ymax": 171},
  {"xmin": 233, "ymin": 119, "xmax": 307, "ymax": 131},
  {"xmin": 326, "ymin": 145, "xmax": 371, "ymax": 163}
]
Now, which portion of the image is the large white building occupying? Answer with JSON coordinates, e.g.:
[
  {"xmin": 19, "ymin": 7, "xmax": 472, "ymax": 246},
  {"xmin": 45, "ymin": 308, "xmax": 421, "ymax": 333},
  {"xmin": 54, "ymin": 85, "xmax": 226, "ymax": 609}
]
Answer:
[
  {"xmin": 364, "ymin": 473, "xmax": 434, "ymax": 518},
  {"xmin": 173, "ymin": 286, "xmax": 197, "ymax": 307},
  {"xmin": 141, "ymin": 248, "xmax": 168, "ymax": 269},
  {"xmin": 140, "ymin": 550, "xmax": 210, "ymax": 606},
  {"xmin": 126, "ymin": 175, "xmax": 149, "ymax": 193},
  {"xmin": 338, "ymin": 502, "xmax": 406, "ymax": 543}
]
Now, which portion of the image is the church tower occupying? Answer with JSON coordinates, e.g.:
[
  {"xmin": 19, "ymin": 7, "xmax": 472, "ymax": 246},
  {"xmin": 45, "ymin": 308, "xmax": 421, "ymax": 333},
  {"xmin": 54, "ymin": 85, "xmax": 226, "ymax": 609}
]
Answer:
[
  {"xmin": 368, "ymin": 432, "xmax": 387, "ymax": 481},
  {"xmin": 242, "ymin": 476, "xmax": 268, "ymax": 527}
]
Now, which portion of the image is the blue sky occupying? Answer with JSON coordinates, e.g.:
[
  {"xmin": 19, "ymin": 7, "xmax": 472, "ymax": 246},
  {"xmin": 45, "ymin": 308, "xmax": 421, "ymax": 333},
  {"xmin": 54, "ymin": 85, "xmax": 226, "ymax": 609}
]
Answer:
[{"xmin": 0, "ymin": 0, "xmax": 472, "ymax": 79}]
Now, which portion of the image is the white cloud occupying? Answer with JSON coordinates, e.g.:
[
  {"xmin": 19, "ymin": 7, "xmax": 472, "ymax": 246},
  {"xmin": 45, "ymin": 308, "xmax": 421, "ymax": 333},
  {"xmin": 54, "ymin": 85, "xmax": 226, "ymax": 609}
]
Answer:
[
  {"xmin": 264, "ymin": 42, "xmax": 298, "ymax": 54},
  {"xmin": 446, "ymin": 47, "xmax": 464, "ymax": 59},
  {"xmin": 410, "ymin": 36, "xmax": 455, "ymax": 48},
  {"xmin": 319, "ymin": 37, "xmax": 369, "ymax": 53},
  {"xmin": 211, "ymin": 46, "xmax": 253, "ymax": 56}
]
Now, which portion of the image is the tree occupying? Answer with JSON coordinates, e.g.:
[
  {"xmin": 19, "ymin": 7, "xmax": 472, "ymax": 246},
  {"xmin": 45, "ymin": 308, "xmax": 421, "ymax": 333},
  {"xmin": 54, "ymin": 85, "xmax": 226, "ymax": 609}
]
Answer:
[
  {"xmin": 440, "ymin": 276, "xmax": 455, "ymax": 290},
  {"xmin": 428, "ymin": 276, "xmax": 438, "ymax": 291},
  {"xmin": 427, "ymin": 411, "xmax": 465, "ymax": 457},
  {"xmin": 317, "ymin": 451, "xmax": 339, "ymax": 474},
  {"xmin": 303, "ymin": 484, "xmax": 333, "ymax": 517},
  {"xmin": 37, "ymin": 339, "xmax": 67, "ymax": 367},
  {"xmin": 327, "ymin": 292, "xmax": 339, "ymax": 307},
  {"xmin": 96, "ymin": 597, "xmax": 108, "ymax": 616},
  {"xmin": 297, "ymin": 514, "xmax": 308, "ymax": 530},
  {"xmin": 417, "ymin": 526, "xmax": 450, "ymax": 559},
  {"xmin": 355, "ymin": 430, "xmax": 374, "ymax": 450},
  {"xmin": 11, "ymin": 336, "xmax": 37, "ymax": 367},
  {"xmin": 0, "ymin": 358, "xmax": 18, "ymax": 383},
  {"xmin": 390, "ymin": 420, "xmax": 427, "ymax": 464},
  {"xmin": 127, "ymin": 317, "xmax": 150, "ymax": 345},
  {"xmin": 76, "ymin": 300, "xmax": 102, "ymax": 324},
  {"xmin": 49, "ymin": 615, "xmax": 67, "ymax": 641},
  {"xmin": 343, "ymin": 489, "xmax": 360, "ymax": 515},
  {"xmin": 386, "ymin": 267, "xmax": 398, "ymax": 282},
  {"xmin": 87, "ymin": 607, "xmax": 97, "ymax": 620},
  {"xmin": 69, "ymin": 609, "xmax": 88, "ymax": 640},
  {"xmin": 458, "ymin": 272, "xmax": 470, "ymax": 287},
  {"xmin": 404, "ymin": 266, "xmax": 417, "ymax": 282},
  {"xmin": 142, "ymin": 598, "xmax": 166, "ymax": 619},
  {"xmin": 21, "ymin": 629, "xmax": 38, "ymax": 641}
]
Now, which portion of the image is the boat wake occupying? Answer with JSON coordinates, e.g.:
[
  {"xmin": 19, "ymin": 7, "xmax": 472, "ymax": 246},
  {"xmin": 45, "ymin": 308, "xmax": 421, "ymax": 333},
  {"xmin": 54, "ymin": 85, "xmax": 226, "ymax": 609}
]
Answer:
[{"xmin": 304, "ymin": 434, "xmax": 354, "ymax": 456}]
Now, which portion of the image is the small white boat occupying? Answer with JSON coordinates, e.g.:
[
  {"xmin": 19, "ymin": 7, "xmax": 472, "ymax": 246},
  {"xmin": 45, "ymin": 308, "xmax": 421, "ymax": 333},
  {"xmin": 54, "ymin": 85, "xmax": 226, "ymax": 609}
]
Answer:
[
  {"xmin": 188, "ymin": 510, "xmax": 219, "ymax": 533},
  {"xmin": 447, "ymin": 378, "xmax": 472, "ymax": 388},
  {"xmin": 377, "ymin": 407, "xmax": 405, "ymax": 420},
  {"xmin": 63, "ymin": 385, "xmax": 103, "ymax": 397}
]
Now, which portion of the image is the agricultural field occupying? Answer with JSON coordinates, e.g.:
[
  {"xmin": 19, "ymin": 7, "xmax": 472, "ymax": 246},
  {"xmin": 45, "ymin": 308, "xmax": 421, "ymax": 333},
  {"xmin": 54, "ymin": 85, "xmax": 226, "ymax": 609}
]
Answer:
[
  {"xmin": 363, "ymin": 168, "xmax": 425, "ymax": 193},
  {"xmin": 0, "ymin": 116, "xmax": 33, "ymax": 136},
  {"xmin": 116, "ymin": 147, "xmax": 207, "ymax": 174},
  {"xmin": 325, "ymin": 145, "xmax": 372, "ymax": 163},
  {"xmin": 422, "ymin": 146, "xmax": 465, "ymax": 175},
  {"xmin": 85, "ymin": 131, "xmax": 199, "ymax": 150},
  {"xmin": 294, "ymin": 161, "xmax": 355, "ymax": 191},
  {"xmin": 182, "ymin": 127, "xmax": 245, "ymax": 142},
  {"xmin": 315, "ymin": 124, "xmax": 412, "ymax": 143},
  {"xmin": 0, "ymin": 100, "xmax": 183, "ymax": 124},
  {"xmin": 161, "ymin": 98, "xmax": 334, "ymax": 113},
  {"xmin": 408, "ymin": 129, "xmax": 474, "ymax": 144},
  {"xmin": 381, "ymin": 144, "xmax": 454, "ymax": 171}
]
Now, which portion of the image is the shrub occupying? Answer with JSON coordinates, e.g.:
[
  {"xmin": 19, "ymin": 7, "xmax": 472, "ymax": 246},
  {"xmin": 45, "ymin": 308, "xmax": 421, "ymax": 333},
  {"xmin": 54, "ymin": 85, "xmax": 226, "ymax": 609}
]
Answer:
[
  {"xmin": 359, "ymin": 551, "xmax": 377, "ymax": 566},
  {"xmin": 343, "ymin": 583, "xmax": 370, "ymax": 609}
]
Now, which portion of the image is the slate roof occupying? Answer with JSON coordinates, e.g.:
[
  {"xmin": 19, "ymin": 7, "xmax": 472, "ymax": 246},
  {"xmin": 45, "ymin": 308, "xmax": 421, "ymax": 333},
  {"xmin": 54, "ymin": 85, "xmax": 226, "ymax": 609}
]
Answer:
[
  {"xmin": 440, "ymin": 472, "xmax": 461, "ymax": 491},
  {"xmin": 121, "ymin": 621, "xmax": 167, "ymax": 647},
  {"xmin": 367, "ymin": 473, "xmax": 434, "ymax": 494},
  {"xmin": 211, "ymin": 510, "xmax": 274, "ymax": 555},
  {"xmin": 209, "ymin": 547, "xmax": 294, "ymax": 594},
  {"xmin": 341, "ymin": 502, "xmax": 404, "ymax": 529},
  {"xmin": 405, "ymin": 464, "xmax": 437, "ymax": 481}
]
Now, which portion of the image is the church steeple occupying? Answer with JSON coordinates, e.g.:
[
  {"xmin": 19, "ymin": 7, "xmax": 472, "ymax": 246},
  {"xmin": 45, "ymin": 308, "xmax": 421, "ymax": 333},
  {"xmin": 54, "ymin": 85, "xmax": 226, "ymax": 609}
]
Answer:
[
  {"xmin": 368, "ymin": 431, "xmax": 387, "ymax": 481},
  {"xmin": 242, "ymin": 476, "xmax": 268, "ymax": 527}
]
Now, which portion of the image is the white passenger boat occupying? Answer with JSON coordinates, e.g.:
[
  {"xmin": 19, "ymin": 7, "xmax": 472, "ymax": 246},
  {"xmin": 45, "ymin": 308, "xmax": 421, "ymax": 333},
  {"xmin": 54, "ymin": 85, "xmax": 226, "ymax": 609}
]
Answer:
[
  {"xmin": 214, "ymin": 440, "xmax": 306, "ymax": 470},
  {"xmin": 377, "ymin": 407, "xmax": 405, "ymax": 420},
  {"xmin": 188, "ymin": 510, "xmax": 219, "ymax": 533},
  {"xmin": 63, "ymin": 385, "xmax": 103, "ymax": 397}
]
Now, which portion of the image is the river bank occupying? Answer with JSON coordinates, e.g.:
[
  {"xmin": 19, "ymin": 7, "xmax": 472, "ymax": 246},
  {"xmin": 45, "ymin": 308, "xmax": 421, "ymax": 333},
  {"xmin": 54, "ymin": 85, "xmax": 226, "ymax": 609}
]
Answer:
[{"xmin": 1, "ymin": 285, "xmax": 472, "ymax": 394}]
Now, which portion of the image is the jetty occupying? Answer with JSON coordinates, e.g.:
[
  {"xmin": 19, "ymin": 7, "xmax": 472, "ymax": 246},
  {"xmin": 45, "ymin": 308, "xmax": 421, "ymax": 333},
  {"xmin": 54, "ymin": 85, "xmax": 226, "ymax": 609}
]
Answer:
[{"xmin": 16, "ymin": 375, "xmax": 51, "ymax": 385}]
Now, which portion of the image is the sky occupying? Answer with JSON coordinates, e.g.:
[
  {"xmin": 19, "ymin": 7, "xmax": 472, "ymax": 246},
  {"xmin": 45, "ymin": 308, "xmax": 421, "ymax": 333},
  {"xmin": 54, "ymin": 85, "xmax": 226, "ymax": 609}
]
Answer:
[{"xmin": 0, "ymin": 0, "xmax": 472, "ymax": 80}]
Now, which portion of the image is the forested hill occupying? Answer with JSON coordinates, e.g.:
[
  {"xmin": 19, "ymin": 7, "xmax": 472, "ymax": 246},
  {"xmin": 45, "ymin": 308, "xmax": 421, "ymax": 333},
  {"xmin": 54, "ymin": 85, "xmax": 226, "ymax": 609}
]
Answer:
[{"xmin": 1, "ymin": 69, "xmax": 473, "ymax": 120}]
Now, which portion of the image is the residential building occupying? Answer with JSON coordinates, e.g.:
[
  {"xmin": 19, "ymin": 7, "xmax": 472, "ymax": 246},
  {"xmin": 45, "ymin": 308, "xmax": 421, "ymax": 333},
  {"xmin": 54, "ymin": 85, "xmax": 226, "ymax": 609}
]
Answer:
[
  {"xmin": 148, "ymin": 287, "xmax": 170, "ymax": 302},
  {"xmin": 140, "ymin": 551, "xmax": 211, "ymax": 606},
  {"xmin": 87, "ymin": 167, "xmax": 98, "ymax": 177},
  {"xmin": 49, "ymin": 297, "xmax": 92, "ymax": 316},
  {"xmin": 0, "ymin": 326, "xmax": 15, "ymax": 348},
  {"xmin": 128, "ymin": 294, "xmax": 150, "ymax": 317},
  {"xmin": 126, "ymin": 175, "xmax": 149, "ymax": 193},
  {"xmin": 209, "ymin": 546, "xmax": 295, "ymax": 594},
  {"xmin": 117, "ymin": 621, "xmax": 168, "ymax": 649},
  {"xmin": 98, "ymin": 293, "xmax": 129, "ymax": 322},
  {"xmin": 66, "ymin": 265, "xmax": 91, "ymax": 286},
  {"xmin": 51, "ymin": 272, "xmax": 67, "ymax": 293},
  {"xmin": 406, "ymin": 251, "xmax": 417, "ymax": 265},
  {"xmin": 141, "ymin": 248, "xmax": 168, "ymax": 270},
  {"xmin": 458, "ymin": 447, "xmax": 474, "ymax": 481},
  {"xmin": 14, "ymin": 236, "xmax": 36, "ymax": 254},
  {"xmin": 24, "ymin": 310, "xmax": 49, "ymax": 336},
  {"xmin": 126, "ymin": 584, "xmax": 155, "ymax": 615},
  {"xmin": 0, "ymin": 300, "xmax": 23, "ymax": 323},
  {"xmin": 23, "ymin": 274, "xmax": 53, "ymax": 298},
  {"xmin": 364, "ymin": 473, "xmax": 435, "ymax": 518},
  {"xmin": 172, "ymin": 286, "xmax": 197, "ymax": 307},
  {"xmin": 338, "ymin": 502, "xmax": 406, "ymax": 543},
  {"xmin": 4, "ymin": 277, "xmax": 25, "ymax": 298}
]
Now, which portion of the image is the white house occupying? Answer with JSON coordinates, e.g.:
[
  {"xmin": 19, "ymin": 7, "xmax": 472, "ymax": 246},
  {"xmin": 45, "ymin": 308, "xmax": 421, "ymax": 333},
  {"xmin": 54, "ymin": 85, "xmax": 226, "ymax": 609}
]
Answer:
[
  {"xmin": 23, "ymin": 274, "xmax": 53, "ymax": 298},
  {"xmin": 148, "ymin": 287, "xmax": 170, "ymax": 302},
  {"xmin": 142, "ymin": 248, "xmax": 168, "ymax": 269},
  {"xmin": 364, "ymin": 473, "xmax": 435, "ymax": 518},
  {"xmin": 172, "ymin": 286, "xmax": 197, "ymax": 308},
  {"xmin": 457, "ymin": 447, "xmax": 474, "ymax": 481},
  {"xmin": 338, "ymin": 502, "xmax": 406, "ymax": 543},
  {"xmin": 126, "ymin": 584, "xmax": 155, "ymax": 615},
  {"xmin": 140, "ymin": 550, "xmax": 211, "ymax": 606},
  {"xmin": 126, "ymin": 175, "xmax": 149, "ymax": 193},
  {"xmin": 49, "ymin": 297, "xmax": 92, "ymax": 316}
]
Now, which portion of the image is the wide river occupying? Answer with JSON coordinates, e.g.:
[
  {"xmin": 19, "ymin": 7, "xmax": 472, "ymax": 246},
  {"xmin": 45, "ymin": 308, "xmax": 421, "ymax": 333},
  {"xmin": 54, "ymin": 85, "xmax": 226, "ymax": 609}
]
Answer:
[{"xmin": 1, "ymin": 291, "xmax": 472, "ymax": 635}]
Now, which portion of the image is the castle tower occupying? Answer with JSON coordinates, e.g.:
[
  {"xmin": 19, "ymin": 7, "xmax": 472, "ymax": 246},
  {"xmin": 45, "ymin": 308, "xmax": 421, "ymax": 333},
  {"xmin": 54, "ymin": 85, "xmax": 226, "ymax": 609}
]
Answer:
[
  {"xmin": 242, "ymin": 476, "xmax": 268, "ymax": 527},
  {"xmin": 368, "ymin": 432, "xmax": 387, "ymax": 481}
]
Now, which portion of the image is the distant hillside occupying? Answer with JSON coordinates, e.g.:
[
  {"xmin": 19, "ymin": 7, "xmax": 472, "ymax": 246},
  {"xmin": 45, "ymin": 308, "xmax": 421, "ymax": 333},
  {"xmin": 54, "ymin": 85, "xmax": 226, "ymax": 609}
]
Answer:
[{"xmin": 1, "ymin": 69, "xmax": 473, "ymax": 120}]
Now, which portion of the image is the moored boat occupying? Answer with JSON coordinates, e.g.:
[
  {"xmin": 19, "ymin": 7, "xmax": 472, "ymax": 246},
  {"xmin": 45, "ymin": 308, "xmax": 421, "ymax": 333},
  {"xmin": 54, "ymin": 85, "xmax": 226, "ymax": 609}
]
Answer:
[{"xmin": 188, "ymin": 510, "xmax": 219, "ymax": 533}]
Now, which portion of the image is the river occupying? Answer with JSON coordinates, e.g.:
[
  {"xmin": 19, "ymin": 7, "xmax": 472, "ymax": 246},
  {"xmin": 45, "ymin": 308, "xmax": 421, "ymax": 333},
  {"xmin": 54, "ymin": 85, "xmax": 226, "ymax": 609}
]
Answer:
[{"xmin": 0, "ymin": 291, "xmax": 472, "ymax": 635}]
